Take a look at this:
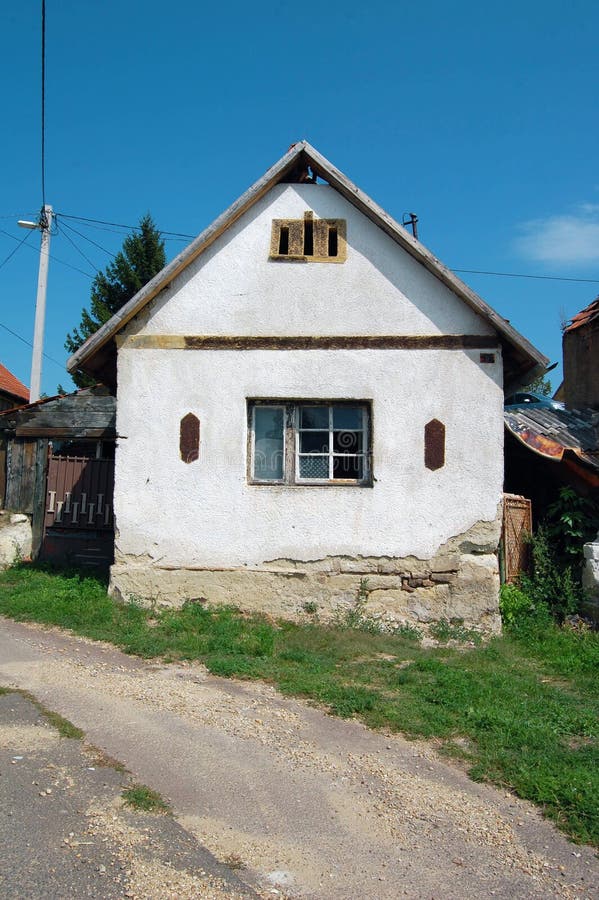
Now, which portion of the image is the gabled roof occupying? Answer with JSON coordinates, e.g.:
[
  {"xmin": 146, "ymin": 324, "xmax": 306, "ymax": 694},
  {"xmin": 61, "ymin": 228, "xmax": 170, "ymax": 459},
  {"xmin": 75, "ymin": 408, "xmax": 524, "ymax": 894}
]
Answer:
[
  {"xmin": 0, "ymin": 363, "xmax": 29, "ymax": 404},
  {"xmin": 67, "ymin": 141, "xmax": 548, "ymax": 389},
  {"xmin": 564, "ymin": 296, "xmax": 599, "ymax": 333}
]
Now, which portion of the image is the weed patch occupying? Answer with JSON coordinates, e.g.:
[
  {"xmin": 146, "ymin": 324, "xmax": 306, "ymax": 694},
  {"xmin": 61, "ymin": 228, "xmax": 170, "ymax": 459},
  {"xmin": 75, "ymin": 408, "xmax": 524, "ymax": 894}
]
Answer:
[{"xmin": 122, "ymin": 784, "xmax": 170, "ymax": 814}]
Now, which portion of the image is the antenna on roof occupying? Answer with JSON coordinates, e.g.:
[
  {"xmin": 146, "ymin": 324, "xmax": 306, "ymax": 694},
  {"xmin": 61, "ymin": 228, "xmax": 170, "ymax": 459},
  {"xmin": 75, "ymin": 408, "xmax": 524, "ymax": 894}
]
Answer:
[{"xmin": 402, "ymin": 213, "xmax": 419, "ymax": 240}]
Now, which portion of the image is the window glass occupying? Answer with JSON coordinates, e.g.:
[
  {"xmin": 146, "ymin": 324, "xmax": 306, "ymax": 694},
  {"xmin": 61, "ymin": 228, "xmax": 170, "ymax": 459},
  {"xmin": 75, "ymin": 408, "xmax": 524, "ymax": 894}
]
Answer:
[
  {"xmin": 333, "ymin": 456, "xmax": 363, "ymax": 479},
  {"xmin": 250, "ymin": 401, "xmax": 370, "ymax": 485},
  {"xmin": 300, "ymin": 431, "xmax": 329, "ymax": 453},
  {"xmin": 300, "ymin": 406, "xmax": 329, "ymax": 429},
  {"xmin": 332, "ymin": 430, "xmax": 362, "ymax": 453},
  {"xmin": 333, "ymin": 406, "xmax": 362, "ymax": 430},
  {"xmin": 299, "ymin": 456, "xmax": 329, "ymax": 479},
  {"xmin": 253, "ymin": 407, "xmax": 284, "ymax": 480}
]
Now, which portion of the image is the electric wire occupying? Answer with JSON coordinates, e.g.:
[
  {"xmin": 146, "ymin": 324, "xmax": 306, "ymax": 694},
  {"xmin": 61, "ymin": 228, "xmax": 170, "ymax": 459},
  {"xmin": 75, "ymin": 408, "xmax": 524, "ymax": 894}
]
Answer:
[
  {"xmin": 57, "ymin": 212, "xmax": 196, "ymax": 239},
  {"xmin": 0, "ymin": 227, "xmax": 94, "ymax": 278},
  {"xmin": 0, "ymin": 320, "xmax": 64, "ymax": 370},
  {"xmin": 56, "ymin": 222, "xmax": 100, "ymax": 274},
  {"xmin": 41, "ymin": 0, "xmax": 46, "ymax": 206},
  {"xmin": 452, "ymin": 268, "xmax": 599, "ymax": 285},
  {"xmin": 0, "ymin": 228, "xmax": 35, "ymax": 272},
  {"xmin": 57, "ymin": 217, "xmax": 117, "ymax": 258}
]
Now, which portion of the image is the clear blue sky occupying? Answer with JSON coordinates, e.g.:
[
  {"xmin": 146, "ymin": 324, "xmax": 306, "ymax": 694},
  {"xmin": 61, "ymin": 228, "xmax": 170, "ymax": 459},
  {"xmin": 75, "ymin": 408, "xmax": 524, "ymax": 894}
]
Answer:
[{"xmin": 1, "ymin": 0, "xmax": 598, "ymax": 396}]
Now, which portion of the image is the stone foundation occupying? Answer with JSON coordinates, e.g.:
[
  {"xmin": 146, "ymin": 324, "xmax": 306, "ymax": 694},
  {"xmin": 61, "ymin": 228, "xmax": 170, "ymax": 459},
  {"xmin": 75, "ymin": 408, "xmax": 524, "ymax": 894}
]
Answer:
[
  {"xmin": 0, "ymin": 511, "xmax": 32, "ymax": 570},
  {"xmin": 110, "ymin": 516, "xmax": 502, "ymax": 633}
]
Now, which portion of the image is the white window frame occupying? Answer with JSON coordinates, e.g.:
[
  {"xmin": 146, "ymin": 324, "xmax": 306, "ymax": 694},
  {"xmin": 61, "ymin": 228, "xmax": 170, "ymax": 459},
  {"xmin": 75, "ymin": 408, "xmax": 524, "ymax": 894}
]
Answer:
[
  {"xmin": 248, "ymin": 400, "xmax": 372, "ymax": 487},
  {"xmin": 250, "ymin": 404, "xmax": 286, "ymax": 484}
]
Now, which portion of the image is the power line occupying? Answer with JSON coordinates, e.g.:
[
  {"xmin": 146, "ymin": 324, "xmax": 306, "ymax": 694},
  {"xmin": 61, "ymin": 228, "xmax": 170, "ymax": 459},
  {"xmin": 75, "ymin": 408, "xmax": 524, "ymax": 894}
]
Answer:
[
  {"xmin": 57, "ymin": 212, "xmax": 196, "ymax": 239},
  {"xmin": 0, "ymin": 320, "xmax": 64, "ymax": 370},
  {"xmin": 0, "ymin": 228, "xmax": 34, "ymax": 272},
  {"xmin": 452, "ymin": 268, "xmax": 599, "ymax": 285},
  {"xmin": 57, "ymin": 217, "xmax": 117, "ymax": 258},
  {"xmin": 57, "ymin": 223, "xmax": 100, "ymax": 273},
  {"xmin": 0, "ymin": 227, "xmax": 94, "ymax": 278},
  {"xmin": 41, "ymin": 0, "xmax": 47, "ymax": 206}
]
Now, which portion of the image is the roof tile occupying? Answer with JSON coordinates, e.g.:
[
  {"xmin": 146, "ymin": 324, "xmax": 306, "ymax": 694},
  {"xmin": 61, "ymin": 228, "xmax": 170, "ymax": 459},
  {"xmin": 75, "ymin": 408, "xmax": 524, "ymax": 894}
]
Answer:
[{"xmin": 0, "ymin": 363, "xmax": 29, "ymax": 403}]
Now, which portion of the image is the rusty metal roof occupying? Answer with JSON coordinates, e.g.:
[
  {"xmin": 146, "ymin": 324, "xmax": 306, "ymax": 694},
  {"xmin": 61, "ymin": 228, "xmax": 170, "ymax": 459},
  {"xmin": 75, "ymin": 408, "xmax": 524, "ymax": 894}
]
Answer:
[
  {"xmin": 0, "ymin": 363, "xmax": 29, "ymax": 404},
  {"xmin": 564, "ymin": 296, "xmax": 599, "ymax": 333},
  {"xmin": 504, "ymin": 405, "xmax": 599, "ymax": 476}
]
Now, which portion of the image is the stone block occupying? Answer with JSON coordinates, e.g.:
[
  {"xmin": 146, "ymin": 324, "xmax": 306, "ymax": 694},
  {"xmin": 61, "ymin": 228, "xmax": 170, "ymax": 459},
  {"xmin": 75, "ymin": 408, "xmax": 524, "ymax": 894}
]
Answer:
[{"xmin": 0, "ymin": 513, "xmax": 32, "ymax": 570}]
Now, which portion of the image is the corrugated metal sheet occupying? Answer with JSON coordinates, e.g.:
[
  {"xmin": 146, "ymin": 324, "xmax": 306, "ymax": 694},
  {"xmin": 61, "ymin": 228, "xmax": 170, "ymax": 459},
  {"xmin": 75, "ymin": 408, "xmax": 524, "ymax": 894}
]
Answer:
[{"xmin": 504, "ymin": 405, "xmax": 599, "ymax": 475}]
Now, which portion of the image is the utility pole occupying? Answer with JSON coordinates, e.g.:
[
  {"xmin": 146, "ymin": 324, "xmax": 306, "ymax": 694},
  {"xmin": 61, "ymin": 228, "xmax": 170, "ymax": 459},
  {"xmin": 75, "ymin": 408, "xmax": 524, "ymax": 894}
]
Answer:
[{"xmin": 18, "ymin": 204, "xmax": 53, "ymax": 402}]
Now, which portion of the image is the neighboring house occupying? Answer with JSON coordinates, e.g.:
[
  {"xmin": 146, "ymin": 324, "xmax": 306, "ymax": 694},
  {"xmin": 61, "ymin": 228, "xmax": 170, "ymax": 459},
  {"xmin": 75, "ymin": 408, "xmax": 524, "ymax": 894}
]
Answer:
[
  {"xmin": 562, "ymin": 296, "xmax": 599, "ymax": 410},
  {"xmin": 67, "ymin": 142, "xmax": 547, "ymax": 630},
  {"xmin": 504, "ymin": 297, "xmax": 599, "ymax": 617},
  {"xmin": 0, "ymin": 363, "xmax": 29, "ymax": 412},
  {"xmin": 504, "ymin": 297, "xmax": 599, "ymax": 510}
]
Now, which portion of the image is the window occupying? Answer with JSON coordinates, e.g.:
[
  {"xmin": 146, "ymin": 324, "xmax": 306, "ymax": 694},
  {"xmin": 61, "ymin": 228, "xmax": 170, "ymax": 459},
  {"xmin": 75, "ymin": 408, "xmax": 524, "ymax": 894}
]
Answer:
[
  {"xmin": 249, "ymin": 401, "xmax": 371, "ymax": 485},
  {"xmin": 270, "ymin": 211, "xmax": 347, "ymax": 263}
]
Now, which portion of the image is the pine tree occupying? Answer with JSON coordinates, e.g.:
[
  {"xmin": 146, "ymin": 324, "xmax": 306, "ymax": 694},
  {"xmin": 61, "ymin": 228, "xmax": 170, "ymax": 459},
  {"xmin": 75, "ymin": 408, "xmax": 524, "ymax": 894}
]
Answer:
[{"xmin": 65, "ymin": 214, "xmax": 166, "ymax": 387}]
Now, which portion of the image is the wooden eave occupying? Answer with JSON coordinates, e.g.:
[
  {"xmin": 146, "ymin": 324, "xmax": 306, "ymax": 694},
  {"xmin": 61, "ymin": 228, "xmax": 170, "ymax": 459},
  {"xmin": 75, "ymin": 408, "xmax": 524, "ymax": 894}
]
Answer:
[{"xmin": 67, "ymin": 141, "xmax": 548, "ymax": 390}]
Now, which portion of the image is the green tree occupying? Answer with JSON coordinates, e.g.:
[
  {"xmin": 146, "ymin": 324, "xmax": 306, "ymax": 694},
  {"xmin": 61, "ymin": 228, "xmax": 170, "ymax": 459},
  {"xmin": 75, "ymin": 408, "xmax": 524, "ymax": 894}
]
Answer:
[
  {"xmin": 523, "ymin": 374, "xmax": 552, "ymax": 396},
  {"xmin": 65, "ymin": 214, "xmax": 166, "ymax": 387}
]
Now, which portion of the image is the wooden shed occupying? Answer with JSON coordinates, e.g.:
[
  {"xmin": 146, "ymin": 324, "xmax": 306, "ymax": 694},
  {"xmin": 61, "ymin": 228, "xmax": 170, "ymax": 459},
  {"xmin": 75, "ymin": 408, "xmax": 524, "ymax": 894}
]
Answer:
[{"xmin": 0, "ymin": 385, "xmax": 116, "ymax": 568}]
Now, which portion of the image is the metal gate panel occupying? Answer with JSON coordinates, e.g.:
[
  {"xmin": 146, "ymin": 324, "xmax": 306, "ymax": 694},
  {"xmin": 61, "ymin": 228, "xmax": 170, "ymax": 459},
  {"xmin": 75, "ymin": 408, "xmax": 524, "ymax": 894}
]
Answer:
[
  {"xmin": 41, "ymin": 455, "xmax": 114, "ymax": 568},
  {"xmin": 502, "ymin": 493, "xmax": 532, "ymax": 583}
]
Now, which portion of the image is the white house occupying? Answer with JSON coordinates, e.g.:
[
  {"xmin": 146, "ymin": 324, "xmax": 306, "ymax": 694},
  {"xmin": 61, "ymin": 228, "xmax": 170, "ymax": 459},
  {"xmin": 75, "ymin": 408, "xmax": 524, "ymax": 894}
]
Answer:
[{"xmin": 68, "ymin": 142, "xmax": 547, "ymax": 630}]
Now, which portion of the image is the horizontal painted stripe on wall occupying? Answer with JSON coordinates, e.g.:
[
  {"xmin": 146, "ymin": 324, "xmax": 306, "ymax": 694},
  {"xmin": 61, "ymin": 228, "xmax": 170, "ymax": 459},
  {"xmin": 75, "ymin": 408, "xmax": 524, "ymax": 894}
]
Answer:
[{"xmin": 122, "ymin": 335, "xmax": 500, "ymax": 351}]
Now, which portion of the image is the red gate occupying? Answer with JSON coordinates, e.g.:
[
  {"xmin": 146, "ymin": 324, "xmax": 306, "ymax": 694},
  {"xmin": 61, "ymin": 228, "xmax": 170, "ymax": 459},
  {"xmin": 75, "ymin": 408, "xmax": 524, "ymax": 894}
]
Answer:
[{"xmin": 40, "ymin": 454, "xmax": 115, "ymax": 568}]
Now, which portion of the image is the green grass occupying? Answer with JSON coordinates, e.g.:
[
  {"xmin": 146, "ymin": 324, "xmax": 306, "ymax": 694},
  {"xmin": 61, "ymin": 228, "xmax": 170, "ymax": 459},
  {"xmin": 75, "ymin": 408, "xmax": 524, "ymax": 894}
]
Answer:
[
  {"xmin": 122, "ymin": 783, "xmax": 171, "ymax": 813},
  {"xmin": 0, "ymin": 563, "xmax": 597, "ymax": 845}
]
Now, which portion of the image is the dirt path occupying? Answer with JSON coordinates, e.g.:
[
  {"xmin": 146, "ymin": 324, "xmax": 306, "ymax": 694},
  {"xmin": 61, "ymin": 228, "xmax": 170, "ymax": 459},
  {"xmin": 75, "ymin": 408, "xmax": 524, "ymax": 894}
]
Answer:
[{"xmin": 0, "ymin": 617, "xmax": 596, "ymax": 899}]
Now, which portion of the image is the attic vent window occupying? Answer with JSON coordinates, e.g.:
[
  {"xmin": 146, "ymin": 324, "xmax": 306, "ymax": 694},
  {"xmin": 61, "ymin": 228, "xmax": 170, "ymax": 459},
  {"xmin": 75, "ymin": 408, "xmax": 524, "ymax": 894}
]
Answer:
[{"xmin": 270, "ymin": 212, "xmax": 346, "ymax": 263}]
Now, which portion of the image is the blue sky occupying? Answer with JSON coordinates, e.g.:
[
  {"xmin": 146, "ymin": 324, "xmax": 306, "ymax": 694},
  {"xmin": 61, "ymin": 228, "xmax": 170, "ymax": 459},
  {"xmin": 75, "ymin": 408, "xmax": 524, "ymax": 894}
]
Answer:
[{"xmin": 1, "ymin": 0, "xmax": 598, "ymax": 396}]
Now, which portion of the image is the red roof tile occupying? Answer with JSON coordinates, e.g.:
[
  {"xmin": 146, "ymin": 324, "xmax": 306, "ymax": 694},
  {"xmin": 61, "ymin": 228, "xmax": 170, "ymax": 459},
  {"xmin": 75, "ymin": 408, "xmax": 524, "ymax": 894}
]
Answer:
[
  {"xmin": 564, "ymin": 296, "xmax": 599, "ymax": 333},
  {"xmin": 0, "ymin": 363, "xmax": 30, "ymax": 403}
]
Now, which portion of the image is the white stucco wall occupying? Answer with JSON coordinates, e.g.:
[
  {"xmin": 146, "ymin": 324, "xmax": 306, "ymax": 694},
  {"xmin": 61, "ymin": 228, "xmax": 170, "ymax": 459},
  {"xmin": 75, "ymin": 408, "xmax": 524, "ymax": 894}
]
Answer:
[
  {"xmin": 113, "ymin": 183, "xmax": 504, "ymax": 601},
  {"xmin": 129, "ymin": 184, "xmax": 494, "ymax": 340},
  {"xmin": 114, "ymin": 345, "xmax": 503, "ymax": 567}
]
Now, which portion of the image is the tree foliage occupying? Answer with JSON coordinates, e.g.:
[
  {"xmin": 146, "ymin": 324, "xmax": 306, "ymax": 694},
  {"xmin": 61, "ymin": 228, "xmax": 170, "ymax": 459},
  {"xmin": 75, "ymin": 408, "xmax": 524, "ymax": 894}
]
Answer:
[
  {"xmin": 523, "ymin": 374, "xmax": 552, "ymax": 396},
  {"xmin": 65, "ymin": 214, "xmax": 166, "ymax": 387}
]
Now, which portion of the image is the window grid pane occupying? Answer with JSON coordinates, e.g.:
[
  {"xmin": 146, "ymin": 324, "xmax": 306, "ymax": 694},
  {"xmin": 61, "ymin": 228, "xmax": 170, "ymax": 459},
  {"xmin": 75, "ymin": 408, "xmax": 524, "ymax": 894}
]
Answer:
[{"xmin": 252, "ymin": 402, "xmax": 369, "ymax": 484}]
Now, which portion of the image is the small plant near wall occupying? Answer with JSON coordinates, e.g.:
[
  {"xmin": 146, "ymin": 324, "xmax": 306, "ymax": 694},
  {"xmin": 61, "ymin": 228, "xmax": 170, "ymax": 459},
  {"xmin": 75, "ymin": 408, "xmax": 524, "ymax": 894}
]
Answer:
[
  {"xmin": 510, "ymin": 487, "xmax": 599, "ymax": 625},
  {"xmin": 499, "ymin": 583, "xmax": 536, "ymax": 628},
  {"xmin": 544, "ymin": 487, "xmax": 599, "ymax": 569},
  {"xmin": 520, "ymin": 528, "xmax": 584, "ymax": 623}
]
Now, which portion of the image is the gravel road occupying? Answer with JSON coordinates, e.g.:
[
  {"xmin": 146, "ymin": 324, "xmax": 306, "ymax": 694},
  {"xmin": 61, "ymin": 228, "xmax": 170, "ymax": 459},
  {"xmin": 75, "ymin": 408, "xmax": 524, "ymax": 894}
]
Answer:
[
  {"xmin": 0, "ymin": 690, "xmax": 256, "ymax": 899},
  {"xmin": 0, "ymin": 617, "xmax": 596, "ymax": 899}
]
